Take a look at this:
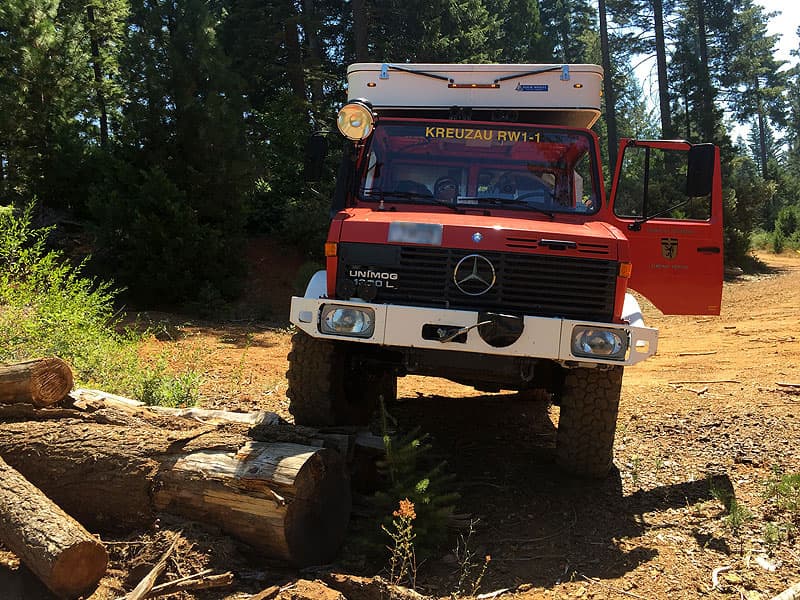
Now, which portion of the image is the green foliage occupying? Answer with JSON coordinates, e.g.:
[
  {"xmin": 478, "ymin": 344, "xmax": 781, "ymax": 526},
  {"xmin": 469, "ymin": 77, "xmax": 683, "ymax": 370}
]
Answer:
[
  {"xmin": 135, "ymin": 355, "xmax": 200, "ymax": 408},
  {"xmin": 750, "ymin": 228, "xmax": 771, "ymax": 250},
  {"xmin": 764, "ymin": 469, "xmax": 800, "ymax": 517},
  {"xmin": 725, "ymin": 497, "xmax": 754, "ymax": 539},
  {"xmin": 762, "ymin": 522, "xmax": 790, "ymax": 552},
  {"xmin": 242, "ymin": 94, "xmax": 333, "ymax": 257},
  {"xmin": 710, "ymin": 477, "xmax": 752, "ymax": 544},
  {"xmin": 0, "ymin": 203, "xmax": 132, "ymax": 385},
  {"xmin": 769, "ymin": 206, "xmax": 800, "ymax": 252},
  {"xmin": 3, "ymin": 0, "xmax": 800, "ymax": 288},
  {"xmin": 723, "ymin": 154, "xmax": 776, "ymax": 265},
  {"xmin": 0, "ymin": 203, "xmax": 200, "ymax": 402},
  {"xmin": 372, "ymin": 404, "xmax": 459, "ymax": 556},
  {"xmin": 89, "ymin": 162, "xmax": 244, "ymax": 305}
]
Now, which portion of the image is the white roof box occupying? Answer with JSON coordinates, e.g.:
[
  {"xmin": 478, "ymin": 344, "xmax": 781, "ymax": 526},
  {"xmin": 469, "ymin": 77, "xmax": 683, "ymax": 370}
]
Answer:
[{"xmin": 347, "ymin": 63, "xmax": 603, "ymax": 128}]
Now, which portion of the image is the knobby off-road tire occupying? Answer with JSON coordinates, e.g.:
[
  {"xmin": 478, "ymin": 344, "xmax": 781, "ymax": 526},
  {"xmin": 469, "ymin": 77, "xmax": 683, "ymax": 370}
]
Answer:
[
  {"xmin": 556, "ymin": 365, "xmax": 624, "ymax": 478},
  {"xmin": 286, "ymin": 331, "xmax": 396, "ymax": 426}
]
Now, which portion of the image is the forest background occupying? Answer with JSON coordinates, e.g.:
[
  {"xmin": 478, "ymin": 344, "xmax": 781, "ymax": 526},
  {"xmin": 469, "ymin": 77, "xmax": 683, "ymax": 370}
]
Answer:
[{"xmin": 1, "ymin": 0, "xmax": 800, "ymax": 307}]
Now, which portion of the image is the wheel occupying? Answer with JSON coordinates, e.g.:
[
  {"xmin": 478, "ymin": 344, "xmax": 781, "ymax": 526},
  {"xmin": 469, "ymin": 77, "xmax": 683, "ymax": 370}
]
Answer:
[
  {"xmin": 286, "ymin": 331, "xmax": 395, "ymax": 426},
  {"xmin": 555, "ymin": 366, "xmax": 623, "ymax": 478}
]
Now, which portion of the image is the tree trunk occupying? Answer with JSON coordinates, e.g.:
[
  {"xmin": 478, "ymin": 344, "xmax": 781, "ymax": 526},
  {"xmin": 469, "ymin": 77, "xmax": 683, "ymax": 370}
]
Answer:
[
  {"xmin": 755, "ymin": 77, "xmax": 769, "ymax": 178},
  {"xmin": 598, "ymin": 0, "xmax": 618, "ymax": 172},
  {"xmin": 0, "ymin": 418, "xmax": 351, "ymax": 566},
  {"xmin": 0, "ymin": 358, "xmax": 74, "ymax": 407},
  {"xmin": 86, "ymin": 5, "xmax": 109, "ymax": 147},
  {"xmin": 0, "ymin": 455, "xmax": 108, "ymax": 599},
  {"xmin": 284, "ymin": 12, "xmax": 306, "ymax": 101},
  {"xmin": 302, "ymin": 0, "xmax": 325, "ymax": 107},
  {"xmin": 652, "ymin": 0, "xmax": 674, "ymax": 138},
  {"xmin": 352, "ymin": 0, "xmax": 369, "ymax": 61},
  {"xmin": 695, "ymin": 0, "xmax": 715, "ymax": 141}
]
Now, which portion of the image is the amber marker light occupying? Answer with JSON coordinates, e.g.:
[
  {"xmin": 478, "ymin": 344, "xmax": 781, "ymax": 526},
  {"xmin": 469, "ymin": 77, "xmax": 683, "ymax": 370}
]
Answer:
[
  {"xmin": 325, "ymin": 242, "xmax": 338, "ymax": 257},
  {"xmin": 619, "ymin": 262, "xmax": 633, "ymax": 278},
  {"xmin": 447, "ymin": 83, "xmax": 500, "ymax": 89}
]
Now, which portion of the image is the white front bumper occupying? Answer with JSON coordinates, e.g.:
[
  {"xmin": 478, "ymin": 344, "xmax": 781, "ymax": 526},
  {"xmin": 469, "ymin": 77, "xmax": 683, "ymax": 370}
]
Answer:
[{"xmin": 290, "ymin": 297, "xmax": 658, "ymax": 366}]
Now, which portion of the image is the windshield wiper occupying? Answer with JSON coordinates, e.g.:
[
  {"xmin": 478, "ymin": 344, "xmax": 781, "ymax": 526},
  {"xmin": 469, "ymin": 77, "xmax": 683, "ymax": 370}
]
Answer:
[
  {"xmin": 360, "ymin": 190, "xmax": 463, "ymax": 212},
  {"xmin": 457, "ymin": 196, "xmax": 555, "ymax": 219}
]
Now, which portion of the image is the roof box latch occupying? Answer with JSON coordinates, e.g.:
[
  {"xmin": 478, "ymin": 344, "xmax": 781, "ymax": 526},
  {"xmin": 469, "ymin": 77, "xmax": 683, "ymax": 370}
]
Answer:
[{"xmin": 560, "ymin": 65, "xmax": 570, "ymax": 81}]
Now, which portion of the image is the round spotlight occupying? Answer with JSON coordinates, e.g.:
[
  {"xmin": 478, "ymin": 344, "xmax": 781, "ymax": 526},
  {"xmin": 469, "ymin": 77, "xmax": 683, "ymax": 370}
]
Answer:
[{"xmin": 337, "ymin": 100, "xmax": 375, "ymax": 141}]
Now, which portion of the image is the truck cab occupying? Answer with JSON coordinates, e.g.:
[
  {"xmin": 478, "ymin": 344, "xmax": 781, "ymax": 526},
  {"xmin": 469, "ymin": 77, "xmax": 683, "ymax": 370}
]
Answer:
[{"xmin": 288, "ymin": 63, "xmax": 723, "ymax": 477}]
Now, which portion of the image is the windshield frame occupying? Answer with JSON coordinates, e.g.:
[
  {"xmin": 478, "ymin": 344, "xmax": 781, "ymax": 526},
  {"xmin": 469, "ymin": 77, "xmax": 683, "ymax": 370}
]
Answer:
[{"xmin": 351, "ymin": 117, "xmax": 603, "ymax": 216}]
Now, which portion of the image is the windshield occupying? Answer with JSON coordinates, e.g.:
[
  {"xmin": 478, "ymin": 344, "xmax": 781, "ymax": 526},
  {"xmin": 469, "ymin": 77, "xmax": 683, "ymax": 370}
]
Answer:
[{"xmin": 356, "ymin": 120, "xmax": 600, "ymax": 215}]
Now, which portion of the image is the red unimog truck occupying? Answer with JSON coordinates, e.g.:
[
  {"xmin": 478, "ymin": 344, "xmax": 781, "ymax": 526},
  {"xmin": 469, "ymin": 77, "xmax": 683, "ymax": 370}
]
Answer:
[{"xmin": 287, "ymin": 63, "xmax": 723, "ymax": 477}]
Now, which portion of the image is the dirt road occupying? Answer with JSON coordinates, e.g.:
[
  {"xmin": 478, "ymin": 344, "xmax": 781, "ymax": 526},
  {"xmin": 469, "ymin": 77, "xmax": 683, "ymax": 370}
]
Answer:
[{"xmin": 143, "ymin": 251, "xmax": 800, "ymax": 599}]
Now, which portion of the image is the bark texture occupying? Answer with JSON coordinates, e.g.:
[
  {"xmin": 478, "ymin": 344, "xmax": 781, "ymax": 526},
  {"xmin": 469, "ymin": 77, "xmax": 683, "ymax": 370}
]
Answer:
[
  {"xmin": 0, "ymin": 455, "xmax": 108, "ymax": 599},
  {"xmin": 0, "ymin": 417, "xmax": 351, "ymax": 566}
]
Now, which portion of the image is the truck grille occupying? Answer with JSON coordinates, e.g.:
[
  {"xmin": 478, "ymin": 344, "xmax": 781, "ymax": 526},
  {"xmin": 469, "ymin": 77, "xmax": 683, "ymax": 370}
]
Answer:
[{"xmin": 337, "ymin": 243, "xmax": 618, "ymax": 322}]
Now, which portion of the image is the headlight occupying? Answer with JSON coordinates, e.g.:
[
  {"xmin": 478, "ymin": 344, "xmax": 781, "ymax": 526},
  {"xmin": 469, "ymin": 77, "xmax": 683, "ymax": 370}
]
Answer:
[
  {"xmin": 337, "ymin": 100, "xmax": 375, "ymax": 140},
  {"xmin": 320, "ymin": 304, "xmax": 375, "ymax": 337},
  {"xmin": 571, "ymin": 326, "xmax": 628, "ymax": 360}
]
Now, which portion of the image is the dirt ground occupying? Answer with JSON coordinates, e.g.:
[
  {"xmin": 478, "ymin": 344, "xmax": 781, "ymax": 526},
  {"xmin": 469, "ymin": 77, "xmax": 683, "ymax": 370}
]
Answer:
[{"xmin": 3, "ymin": 245, "xmax": 800, "ymax": 599}]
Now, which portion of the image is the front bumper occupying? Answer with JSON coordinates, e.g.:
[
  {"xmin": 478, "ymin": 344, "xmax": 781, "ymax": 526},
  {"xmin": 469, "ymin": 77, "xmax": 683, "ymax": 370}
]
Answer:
[{"xmin": 290, "ymin": 297, "xmax": 658, "ymax": 366}]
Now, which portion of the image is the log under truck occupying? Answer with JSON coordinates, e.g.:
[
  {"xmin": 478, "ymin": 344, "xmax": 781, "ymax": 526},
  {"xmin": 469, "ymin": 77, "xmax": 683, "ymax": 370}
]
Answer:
[{"xmin": 287, "ymin": 63, "xmax": 723, "ymax": 477}]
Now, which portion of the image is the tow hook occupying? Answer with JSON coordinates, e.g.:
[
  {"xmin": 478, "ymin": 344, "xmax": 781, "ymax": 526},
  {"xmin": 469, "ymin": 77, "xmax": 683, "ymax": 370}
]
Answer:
[{"xmin": 437, "ymin": 320, "xmax": 493, "ymax": 343}]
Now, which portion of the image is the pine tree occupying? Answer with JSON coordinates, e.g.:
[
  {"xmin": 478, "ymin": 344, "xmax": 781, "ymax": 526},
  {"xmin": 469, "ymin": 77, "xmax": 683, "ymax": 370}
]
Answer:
[
  {"xmin": 0, "ymin": 0, "xmax": 92, "ymax": 206},
  {"xmin": 91, "ymin": 0, "xmax": 251, "ymax": 303},
  {"xmin": 539, "ymin": 0, "xmax": 595, "ymax": 63},
  {"xmin": 484, "ymin": 0, "xmax": 547, "ymax": 62},
  {"xmin": 717, "ymin": 0, "xmax": 788, "ymax": 179},
  {"xmin": 606, "ymin": 0, "xmax": 677, "ymax": 137}
]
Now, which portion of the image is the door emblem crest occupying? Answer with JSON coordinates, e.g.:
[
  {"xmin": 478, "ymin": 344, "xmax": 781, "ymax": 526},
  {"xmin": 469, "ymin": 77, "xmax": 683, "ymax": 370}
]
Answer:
[{"xmin": 661, "ymin": 238, "xmax": 678, "ymax": 259}]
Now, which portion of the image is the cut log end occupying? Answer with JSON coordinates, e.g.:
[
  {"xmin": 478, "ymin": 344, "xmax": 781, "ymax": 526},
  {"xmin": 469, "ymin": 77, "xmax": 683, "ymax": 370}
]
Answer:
[
  {"xmin": 31, "ymin": 358, "xmax": 74, "ymax": 407},
  {"xmin": 50, "ymin": 540, "xmax": 109, "ymax": 598},
  {"xmin": 286, "ymin": 448, "xmax": 351, "ymax": 566},
  {"xmin": 0, "ymin": 357, "xmax": 74, "ymax": 407}
]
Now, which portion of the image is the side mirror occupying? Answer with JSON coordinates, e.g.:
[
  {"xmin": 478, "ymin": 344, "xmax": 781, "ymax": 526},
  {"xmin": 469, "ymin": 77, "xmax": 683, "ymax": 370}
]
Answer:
[
  {"xmin": 304, "ymin": 132, "xmax": 329, "ymax": 182},
  {"xmin": 686, "ymin": 143, "xmax": 715, "ymax": 197}
]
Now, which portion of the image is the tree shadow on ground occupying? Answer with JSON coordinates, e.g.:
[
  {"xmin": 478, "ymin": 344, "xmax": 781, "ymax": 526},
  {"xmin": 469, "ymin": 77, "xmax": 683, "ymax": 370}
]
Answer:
[{"xmin": 388, "ymin": 392, "xmax": 730, "ymax": 595}]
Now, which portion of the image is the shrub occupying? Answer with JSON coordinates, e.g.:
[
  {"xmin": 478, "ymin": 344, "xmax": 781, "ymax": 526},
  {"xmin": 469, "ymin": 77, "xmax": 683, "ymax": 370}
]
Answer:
[
  {"xmin": 750, "ymin": 229, "xmax": 771, "ymax": 250},
  {"xmin": 88, "ymin": 162, "xmax": 245, "ymax": 306},
  {"xmin": 0, "ymin": 202, "xmax": 199, "ymax": 404},
  {"xmin": 773, "ymin": 230, "xmax": 785, "ymax": 253}
]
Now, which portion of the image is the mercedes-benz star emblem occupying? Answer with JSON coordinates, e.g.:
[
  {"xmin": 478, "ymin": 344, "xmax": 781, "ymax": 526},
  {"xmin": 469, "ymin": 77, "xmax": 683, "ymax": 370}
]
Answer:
[{"xmin": 453, "ymin": 254, "xmax": 496, "ymax": 296}]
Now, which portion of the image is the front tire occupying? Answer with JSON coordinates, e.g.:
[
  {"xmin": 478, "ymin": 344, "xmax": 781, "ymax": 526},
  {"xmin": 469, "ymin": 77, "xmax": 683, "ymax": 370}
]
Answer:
[
  {"xmin": 555, "ymin": 366, "xmax": 623, "ymax": 478},
  {"xmin": 286, "ymin": 331, "xmax": 396, "ymax": 426}
]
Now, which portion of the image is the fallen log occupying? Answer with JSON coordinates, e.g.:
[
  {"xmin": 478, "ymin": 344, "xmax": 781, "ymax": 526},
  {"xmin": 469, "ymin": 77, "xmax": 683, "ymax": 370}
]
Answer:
[
  {"xmin": 0, "ymin": 358, "xmax": 74, "ymax": 408},
  {"xmin": 0, "ymin": 455, "xmax": 108, "ymax": 599},
  {"xmin": 0, "ymin": 419, "xmax": 351, "ymax": 566}
]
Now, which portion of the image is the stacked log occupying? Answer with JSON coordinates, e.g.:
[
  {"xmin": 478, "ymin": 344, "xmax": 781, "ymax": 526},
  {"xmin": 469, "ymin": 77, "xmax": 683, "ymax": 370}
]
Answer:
[
  {"xmin": 0, "ymin": 455, "xmax": 108, "ymax": 598},
  {"xmin": 0, "ymin": 415, "xmax": 351, "ymax": 566},
  {"xmin": 0, "ymin": 358, "xmax": 74, "ymax": 408}
]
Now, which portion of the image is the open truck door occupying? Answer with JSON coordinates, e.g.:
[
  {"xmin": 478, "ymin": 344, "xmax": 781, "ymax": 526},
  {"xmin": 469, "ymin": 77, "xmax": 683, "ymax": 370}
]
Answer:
[{"xmin": 608, "ymin": 139, "xmax": 723, "ymax": 315}]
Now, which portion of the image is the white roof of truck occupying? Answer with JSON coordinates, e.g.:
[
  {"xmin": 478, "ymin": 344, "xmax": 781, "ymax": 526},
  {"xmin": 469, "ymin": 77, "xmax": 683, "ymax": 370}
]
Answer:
[{"xmin": 347, "ymin": 63, "xmax": 603, "ymax": 128}]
